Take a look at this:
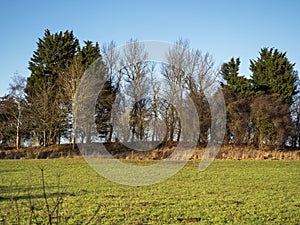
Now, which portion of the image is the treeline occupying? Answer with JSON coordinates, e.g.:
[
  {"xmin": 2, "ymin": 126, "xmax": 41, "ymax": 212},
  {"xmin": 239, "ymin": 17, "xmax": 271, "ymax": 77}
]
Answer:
[{"xmin": 0, "ymin": 29, "xmax": 299, "ymax": 150}]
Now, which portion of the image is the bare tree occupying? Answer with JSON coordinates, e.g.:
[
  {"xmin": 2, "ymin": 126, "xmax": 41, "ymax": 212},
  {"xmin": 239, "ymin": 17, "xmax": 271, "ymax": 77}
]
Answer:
[
  {"xmin": 100, "ymin": 41, "xmax": 122, "ymax": 142},
  {"xmin": 149, "ymin": 69, "xmax": 163, "ymax": 142},
  {"xmin": 7, "ymin": 74, "xmax": 27, "ymax": 149},
  {"xmin": 58, "ymin": 56, "xmax": 85, "ymax": 148},
  {"xmin": 162, "ymin": 39, "xmax": 220, "ymax": 145},
  {"xmin": 120, "ymin": 39, "xmax": 150, "ymax": 142},
  {"xmin": 162, "ymin": 39, "xmax": 193, "ymax": 142},
  {"xmin": 185, "ymin": 51, "xmax": 219, "ymax": 146},
  {"xmin": 27, "ymin": 79, "xmax": 64, "ymax": 147}
]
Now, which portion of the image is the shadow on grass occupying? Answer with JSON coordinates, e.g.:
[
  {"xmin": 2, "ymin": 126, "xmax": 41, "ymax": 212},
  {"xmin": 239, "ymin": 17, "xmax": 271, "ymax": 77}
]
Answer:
[{"xmin": 0, "ymin": 185, "xmax": 75, "ymax": 201}]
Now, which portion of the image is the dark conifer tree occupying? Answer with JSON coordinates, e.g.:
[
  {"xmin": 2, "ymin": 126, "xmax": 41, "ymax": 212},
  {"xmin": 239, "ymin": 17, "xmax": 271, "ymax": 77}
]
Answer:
[{"xmin": 250, "ymin": 47, "xmax": 298, "ymax": 105}]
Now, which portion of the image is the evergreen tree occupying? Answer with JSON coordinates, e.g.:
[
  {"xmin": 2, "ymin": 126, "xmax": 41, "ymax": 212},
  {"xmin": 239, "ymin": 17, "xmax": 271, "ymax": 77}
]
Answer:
[
  {"xmin": 27, "ymin": 29, "xmax": 79, "ymax": 93},
  {"xmin": 220, "ymin": 57, "xmax": 252, "ymax": 96},
  {"xmin": 250, "ymin": 95, "xmax": 293, "ymax": 149},
  {"xmin": 250, "ymin": 47, "xmax": 298, "ymax": 104},
  {"xmin": 78, "ymin": 40, "xmax": 100, "ymax": 67},
  {"xmin": 221, "ymin": 48, "xmax": 298, "ymax": 149},
  {"xmin": 26, "ymin": 29, "xmax": 79, "ymax": 145},
  {"xmin": 95, "ymin": 79, "xmax": 115, "ymax": 141}
]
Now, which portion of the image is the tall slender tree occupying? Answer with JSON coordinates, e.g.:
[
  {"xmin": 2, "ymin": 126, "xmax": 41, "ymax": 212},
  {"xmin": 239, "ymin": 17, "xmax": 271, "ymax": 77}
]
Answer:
[
  {"xmin": 59, "ymin": 40, "xmax": 101, "ymax": 147},
  {"xmin": 120, "ymin": 39, "xmax": 150, "ymax": 142},
  {"xmin": 8, "ymin": 74, "xmax": 27, "ymax": 149},
  {"xmin": 94, "ymin": 41, "xmax": 121, "ymax": 142}
]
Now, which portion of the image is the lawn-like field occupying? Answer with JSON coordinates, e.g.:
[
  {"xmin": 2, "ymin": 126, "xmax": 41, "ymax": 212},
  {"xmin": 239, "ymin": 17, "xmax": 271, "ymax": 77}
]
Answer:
[{"xmin": 0, "ymin": 159, "xmax": 299, "ymax": 224}]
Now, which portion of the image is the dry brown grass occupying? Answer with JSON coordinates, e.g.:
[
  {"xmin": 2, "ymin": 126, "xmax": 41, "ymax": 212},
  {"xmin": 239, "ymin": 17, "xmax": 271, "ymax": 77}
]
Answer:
[{"xmin": 0, "ymin": 143, "xmax": 299, "ymax": 160}]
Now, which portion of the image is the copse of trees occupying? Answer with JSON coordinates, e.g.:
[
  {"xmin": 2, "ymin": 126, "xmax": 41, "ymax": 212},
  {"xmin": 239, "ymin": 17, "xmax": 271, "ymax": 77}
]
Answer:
[
  {"xmin": 25, "ymin": 30, "xmax": 101, "ymax": 147},
  {"xmin": 221, "ymin": 48, "xmax": 298, "ymax": 149},
  {"xmin": 0, "ymin": 29, "xmax": 300, "ymax": 151}
]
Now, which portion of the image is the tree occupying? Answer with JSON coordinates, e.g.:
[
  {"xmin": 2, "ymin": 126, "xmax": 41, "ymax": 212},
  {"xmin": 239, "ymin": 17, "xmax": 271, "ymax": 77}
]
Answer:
[
  {"xmin": 163, "ymin": 39, "xmax": 189, "ymax": 142},
  {"xmin": 0, "ymin": 75, "xmax": 27, "ymax": 149},
  {"xmin": 220, "ymin": 57, "xmax": 252, "ymax": 96},
  {"xmin": 226, "ymin": 96, "xmax": 251, "ymax": 145},
  {"xmin": 149, "ymin": 72, "xmax": 165, "ymax": 143},
  {"xmin": 221, "ymin": 49, "xmax": 298, "ymax": 149},
  {"xmin": 250, "ymin": 47, "xmax": 298, "ymax": 105},
  {"xmin": 120, "ymin": 39, "xmax": 150, "ymax": 142},
  {"xmin": 289, "ymin": 91, "xmax": 300, "ymax": 148},
  {"xmin": 59, "ymin": 40, "xmax": 101, "ymax": 148},
  {"xmin": 27, "ymin": 29, "xmax": 79, "ymax": 95},
  {"xmin": 0, "ymin": 95, "xmax": 16, "ymax": 146},
  {"xmin": 95, "ymin": 41, "xmax": 122, "ymax": 142},
  {"xmin": 26, "ymin": 29, "xmax": 79, "ymax": 145},
  {"xmin": 27, "ymin": 79, "xmax": 62, "ymax": 146},
  {"xmin": 220, "ymin": 58, "xmax": 253, "ymax": 145},
  {"xmin": 250, "ymin": 95, "xmax": 293, "ymax": 149},
  {"xmin": 58, "ymin": 55, "xmax": 85, "ymax": 147},
  {"xmin": 95, "ymin": 79, "xmax": 116, "ymax": 141},
  {"xmin": 8, "ymin": 74, "xmax": 27, "ymax": 149},
  {"xmin": 163, "ymin": 39, "xmax": 219, "ymax": 145},
  {"xmin": 185, "ymin": 51, "xmax": 217, "ymax": 146},
  {"xmin": 78, "ymin": 41, "xmax": 100, "ymax": 67}
]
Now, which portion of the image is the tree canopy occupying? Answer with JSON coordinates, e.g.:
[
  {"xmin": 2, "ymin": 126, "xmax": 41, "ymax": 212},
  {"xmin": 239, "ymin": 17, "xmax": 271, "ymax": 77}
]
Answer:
[
  {"xmin": 250, "ymin": 47, "xmax": 298, "ymax": 104},
  {"xmin": 26, "ymin": 29, "xmax": 79, "ymax": 96}
]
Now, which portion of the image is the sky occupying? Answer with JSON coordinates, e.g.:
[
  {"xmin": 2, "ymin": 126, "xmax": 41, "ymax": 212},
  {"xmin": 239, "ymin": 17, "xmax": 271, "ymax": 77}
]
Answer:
[{"xmin": 0, "ymin": 0, "xmax": 299, "ymax": 96}]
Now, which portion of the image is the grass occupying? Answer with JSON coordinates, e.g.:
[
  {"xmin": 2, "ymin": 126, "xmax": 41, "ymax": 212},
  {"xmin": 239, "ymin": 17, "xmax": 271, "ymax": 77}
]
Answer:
[{"xmin": 0, "ymin": 159, "xmax": 299, "ymax": 224}]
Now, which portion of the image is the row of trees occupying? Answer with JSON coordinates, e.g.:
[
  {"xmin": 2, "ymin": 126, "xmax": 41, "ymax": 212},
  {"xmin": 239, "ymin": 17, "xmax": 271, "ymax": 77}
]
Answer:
[{"xmin": 0, "ymin": 29, "xmax": 299, "ymax": 150}]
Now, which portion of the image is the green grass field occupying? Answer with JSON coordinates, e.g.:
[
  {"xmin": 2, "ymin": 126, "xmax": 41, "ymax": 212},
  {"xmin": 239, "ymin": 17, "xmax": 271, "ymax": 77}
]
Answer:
[{"xmin": 0, "ymin": 159, "xmax": 299, "ymax": 224}]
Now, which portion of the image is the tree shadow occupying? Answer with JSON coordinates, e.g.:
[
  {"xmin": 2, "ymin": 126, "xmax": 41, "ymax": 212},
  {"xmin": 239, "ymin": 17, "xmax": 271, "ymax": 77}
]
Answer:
[{"xmin": 0, "ymin": 185, "xmax": 73, "ymax": 202}]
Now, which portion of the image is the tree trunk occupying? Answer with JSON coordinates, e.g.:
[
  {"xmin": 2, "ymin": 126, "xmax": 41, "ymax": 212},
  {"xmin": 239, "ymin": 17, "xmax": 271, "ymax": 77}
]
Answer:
[
  {"xmin": 176, "ymin": 119, "xmax": 181, "ymax": 142},
  {"xmin": 259, "ymin": 132, "xmax": 263, "ymax": 150},
  {"xmin": 169, "ymin": 109, "xmax": 175, "ymax": 142},
  {"xmin": 16, "ymin": 125, "xmax": 20, "ymax": 149},
  {"xmin": 108, "ymin": 124, "xmax": 113, "ymax": 142},
  {"xmin": 43, "ymin": 129, "xmax": 47, "ymax": 147},
  {"xmin": 16, "ymin": 102, "xmax": 21, "ymax": 149}
]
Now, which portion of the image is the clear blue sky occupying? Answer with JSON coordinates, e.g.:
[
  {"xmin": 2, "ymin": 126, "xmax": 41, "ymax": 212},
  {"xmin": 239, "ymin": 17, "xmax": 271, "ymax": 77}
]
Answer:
[{"xmin": 0, "ymin": 0, "xmax": 299, "ymax": 96}]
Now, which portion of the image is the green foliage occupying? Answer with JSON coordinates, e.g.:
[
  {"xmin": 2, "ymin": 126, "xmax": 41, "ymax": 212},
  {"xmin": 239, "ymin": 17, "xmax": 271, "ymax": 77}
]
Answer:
[
  {"xmin": 0, "ymin": 95, "xmax": 16, "ymax": 144},
  {"xmin": 27, "ymin": 29, "xmax": 79, "ymax": 95},
  {"xmin": 226, "ymin": 95, "xmax": 251, "ymax": 145},
  {"xmin": 250, "ymin": 47, "xmax": 298, "ymax": 104},
  {"xmin": 2, "ymin": 32, "xmax": 299, "ymax": 150},
  {"xmin": 220, "ymin": 57, "xmax": 252, "ymax": 97},
  {"xmin": 189, "ymin": 91, "xmax": 211, "ymax": 146},
  {"xmin": 78, "ymin": 40, "xmax": 101, "ymax": 67},
  {"xmin": 24, "ymin": 29, "xmax": 101, "ymax": 146},
  {"xmin": 95, "ymin": 79, "xmax": 116, "ymax": 141},
  {"xmin": 0, "ymin": 159, "xmax": 299, "ymax": 224},
  {"xmin": 222, "ymin": 48, "xmax": 298, "ymax": 148},
  {"xmin": 250, "ymin": 95, "xmax": 294, "ymax": 149},
  {"xmin": 25, "ymin": 30, "xmax": 80, "ymax": 146}
]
